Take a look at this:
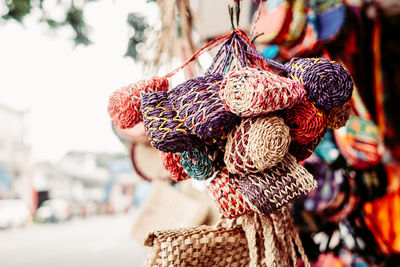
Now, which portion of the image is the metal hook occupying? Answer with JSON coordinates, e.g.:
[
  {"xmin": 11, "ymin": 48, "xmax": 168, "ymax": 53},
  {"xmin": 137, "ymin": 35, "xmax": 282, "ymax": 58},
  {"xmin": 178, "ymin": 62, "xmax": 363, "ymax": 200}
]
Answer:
[
  {"xmin": 235, "ymin": 1, "xmax": 241, "ymax": 28},
  {"xmin": 228, "ymin": 5, "xmax": 235, "ymax": 30}
]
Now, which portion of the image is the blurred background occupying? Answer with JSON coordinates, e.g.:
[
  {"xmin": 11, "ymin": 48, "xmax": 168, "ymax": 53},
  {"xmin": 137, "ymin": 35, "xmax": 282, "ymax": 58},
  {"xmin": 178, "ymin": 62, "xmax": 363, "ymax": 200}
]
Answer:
[{"xmin": 1, "ymin": 0, "xmax": 400, "ymax": 266}]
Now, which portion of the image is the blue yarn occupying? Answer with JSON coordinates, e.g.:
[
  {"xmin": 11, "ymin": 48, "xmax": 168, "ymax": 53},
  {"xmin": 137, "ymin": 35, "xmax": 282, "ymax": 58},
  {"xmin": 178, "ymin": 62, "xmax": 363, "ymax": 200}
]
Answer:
[{"xmin": 179, "ymin": 147, "xmax": 213, "ymax": 180}]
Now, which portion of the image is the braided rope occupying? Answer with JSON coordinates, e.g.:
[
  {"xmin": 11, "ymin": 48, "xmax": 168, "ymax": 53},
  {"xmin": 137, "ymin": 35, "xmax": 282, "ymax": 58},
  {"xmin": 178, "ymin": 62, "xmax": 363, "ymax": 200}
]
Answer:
[
  {"xmin": 169, "ymin": 74, "xmax": 239, "ymax": 149},
  {"xmin": 280, "ymin": 100, "xmax": 327, "ymax": 145},
  {"xmin": 237, "ymin": 154, "xmax": 317, "ymax": 215},
  {"xmin": 141, "ymin": 91, "xmax": 200, "ymax": 153},
  {"xmin": 108, "ymin": 76, "xmax": 169, "ymax": 129},
  {"xmin": 241, "ymin": 214, "xmax": 259, "ymax": 267},
  {"xmin": 160, "ymin": 152, "xmax": 190, "ymax": 182},
  {"xmin": 327, "ymin": 101, "xmax": 351, "ymax": 129},
  {"xmin": 219, "ymin": 67, "xmax": 305, "ymax": 117},
  {"xmin": 179, "ymin": 147, "xmax": 214, "ymax": 180},
  {"xmin": 224, "ymin": 116, "xmax": 291, "ymax": 174},
  {"xmin": 206, "ymin": 168, "xmax": 253, "ymax": 219},
  {"xmin": 284, "ymin": 57, "xmax": 353, "ymax": 111}
]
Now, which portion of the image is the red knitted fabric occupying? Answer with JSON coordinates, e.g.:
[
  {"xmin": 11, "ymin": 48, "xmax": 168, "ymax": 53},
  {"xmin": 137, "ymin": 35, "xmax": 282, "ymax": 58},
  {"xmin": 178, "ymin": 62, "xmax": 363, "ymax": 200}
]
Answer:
[
  {"xmin": 108, "ymin": 76, "xmax": 169, "ymax": 129},
  {"xmin": 160, "ymin": 152, "xmax": 190, "ymax": 182}
]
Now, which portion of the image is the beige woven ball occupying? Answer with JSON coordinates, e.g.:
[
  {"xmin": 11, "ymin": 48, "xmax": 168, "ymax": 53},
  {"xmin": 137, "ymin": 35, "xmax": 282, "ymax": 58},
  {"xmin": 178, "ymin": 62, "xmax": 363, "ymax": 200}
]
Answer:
[{"xmin": 224, "ymin": 115, "xmax": 291, "ymax": 174}]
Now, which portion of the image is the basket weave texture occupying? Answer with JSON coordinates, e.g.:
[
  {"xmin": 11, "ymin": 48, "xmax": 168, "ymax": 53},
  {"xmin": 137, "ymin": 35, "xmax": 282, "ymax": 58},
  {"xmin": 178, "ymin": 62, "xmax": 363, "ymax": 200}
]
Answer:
[{"xmin": 144, "ymin": 223, "xmax": 250, "ymax": 267}]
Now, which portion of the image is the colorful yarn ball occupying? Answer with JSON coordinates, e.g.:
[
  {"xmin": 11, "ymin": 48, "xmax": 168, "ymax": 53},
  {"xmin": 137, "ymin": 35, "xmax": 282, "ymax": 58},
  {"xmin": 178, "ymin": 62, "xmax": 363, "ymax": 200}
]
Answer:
[
  {"xmin": 169, "ymin": 73, "xmax": 239, "ymax": 148},
  {"xmin": 219, "ymin": 67, "xmax": 305, "ymax": 117},
  {"xmin": 141, "ymin": 91, "xmax": 200, "ymax": 153},
  {"xmin": 179, "ymin": 147, "xmax": 214, "ymax": 180},
  {"xmin": 327, "ymin": 102, "xmax": 351, "ymax": 129},
  {"xmin": 237, "ymin": 153, "xmax": 317, "ymax": 214},
  {"xmin": 160, "ymin": 152, "xmax": 190, "ymax": 182},
  {"xmin": 285, "ymin": 57, "xmax": 353, "ymax": 111},
  {"xmin": 206, "ymin": 168, "xmax": 253, "ymax": 219},
  {"xmin": 280, "ymin": 100, "xmax": 328, "ymax": 145},
  {"xmin": 108, "ymin": 76, "xmax": 169, "ymax": 129},
  {"xmin": 224, "ymin": 116, "xmax": 291, "ymax": 174}
]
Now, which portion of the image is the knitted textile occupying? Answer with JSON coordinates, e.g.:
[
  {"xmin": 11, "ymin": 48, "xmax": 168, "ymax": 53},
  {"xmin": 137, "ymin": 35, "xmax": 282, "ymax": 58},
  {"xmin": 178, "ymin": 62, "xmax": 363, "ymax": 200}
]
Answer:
[
  {"xmin": 206, "ymin": 168, "xmax": 253, "ymax": 219},
  {"xmin": 219, "ymin": 67, "xmax": 306, "ymax": 117},
  {"xmin": 179, "ymin": 147, "xmax": 214, "ymax": 180},
  {"xmin": 169, "ymin": 73, "xmax": 238, "ymax": 148},
  {"xmin": 224, "ymin": 116, "xmax": 291, "ymax": 174},
  {"xmin": 160, "ymin": 152, "xmax": 190, "ymax": 182},
  {"xmin": 141, "ymin": 91, "xmax": 200, "ymax": 153},
  {"xmin": 280, "ymin": 100, "xmax": 327, "ymax": 145},
  {"xmin": 327, "ymin": 102, "xmax": 351, "ymax": 129},
  {"xmin": 237, "ymin": 154, "xmax": 317, "ymax": 214},
  {"xmin": 108, "ymin": 76, "xmax": 169, "ymax": 129},
  {"xmin": 284, "ymin": 57, "xmax": 353, "ymax": 111}
]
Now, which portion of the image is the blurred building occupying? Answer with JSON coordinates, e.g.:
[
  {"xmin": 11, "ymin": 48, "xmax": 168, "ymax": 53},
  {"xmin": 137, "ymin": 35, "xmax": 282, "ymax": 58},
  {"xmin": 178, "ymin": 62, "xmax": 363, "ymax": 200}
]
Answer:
[
  {"xmin": 0, "ymin": 104, "xmax": 31, "ymax": 201},
  {"xmin": 31, "ymin": 151, "xmax": 140, "ymax": 216}
]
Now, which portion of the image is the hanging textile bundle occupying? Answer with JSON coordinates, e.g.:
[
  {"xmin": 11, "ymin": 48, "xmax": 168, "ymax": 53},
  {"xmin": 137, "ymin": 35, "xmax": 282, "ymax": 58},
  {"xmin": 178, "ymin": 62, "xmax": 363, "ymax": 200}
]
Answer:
[
  {"xmin": 141, "ymin": 91, "xmax": 201, "ymax": 153},
  {"xmin": 169, "ymin": 73, "xmax": 239, "ymax": 148},
  {"xmin": 219, "ymin": 67, "xmax": 306, "ymax": 117},
  {"xmin": 224, "ymin": 116, "xmax": 291, "ymax": 174},
  {"xmin": 327, "ymin": 102, "xmax": 351, "ymax": 129},
  {"xmin": 280, "ymin": 99, "xmax": 327, "ymax": 144},
  {"xmin": 284, "ymin": 57, "xmax": 353, "ymax": 111},
  {"xmin": 108, "ymin": 76, "xmax": 169, "ymax": 129},
  {"xmin": 237, "ymin": 154, "xmax": 317, "ymax": 214},
  {"xmin": 206, "ymin": 168, "xmax": 253, "ymax": 219},
  {"xmin": 108, "ymin": 18, "xmax": 357, "ymax": 264},
  {"xmin": 179, "ymin": 147, "xmax": 214, "ymax": 180},
  {"xmin": 160, "ymin": 152, "xmax": 190, "ymax": 182}
]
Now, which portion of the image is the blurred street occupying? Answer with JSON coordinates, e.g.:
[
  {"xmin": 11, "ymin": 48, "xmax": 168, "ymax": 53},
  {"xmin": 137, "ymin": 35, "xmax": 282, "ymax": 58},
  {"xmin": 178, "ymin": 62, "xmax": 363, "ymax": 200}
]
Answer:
[{"xmin": 0, "ymin": 215, "xmax": 148, "ymax": 267}]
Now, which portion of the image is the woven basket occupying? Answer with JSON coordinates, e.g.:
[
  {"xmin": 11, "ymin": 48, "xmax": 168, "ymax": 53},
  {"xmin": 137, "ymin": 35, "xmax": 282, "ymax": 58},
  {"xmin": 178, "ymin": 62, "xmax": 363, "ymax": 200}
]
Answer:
[{"xmin": 144, "ymin": 223, "xmax": 250, "ymax": 267}]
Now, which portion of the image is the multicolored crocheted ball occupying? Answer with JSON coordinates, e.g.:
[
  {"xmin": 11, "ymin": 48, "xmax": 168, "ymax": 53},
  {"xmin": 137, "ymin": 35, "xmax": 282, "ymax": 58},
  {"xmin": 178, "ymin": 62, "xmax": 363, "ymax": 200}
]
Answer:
[
  {"xmin": 169, "ymin": 73, "xmax": 239, "ymax": 149},
  {"xmin": 160, "ymin": 152, "xmax": 190, "ymax": 182},
  {"xmin": 285, "ymin": 57, "xmax": 353, "ymax": 111},
  {"xmin": 141, "ymin": 91, "xmax": 200, "ymax": 153},
  {"xmin": 206, "ymin": 168, "xmax": 253, "ymax": 219},
  {"xmin": 108, "ymin": 77, "xmax": 169, "ymax": 129},
  {"xmin": 279, "ymin": 100, "xmax": 327, "ymax": 145},
  {"xmin": 236, "ymin": 153, "xmax": 317, "ymax": 214},
  {"xmin": 219, "ymin": 67, "xmax": 305, "ymax": 117},
  {"xmin": 179, "ymin": 147, "xmax": 214, "ymax": 180},
  {"xmin": 224, "ymin": 116, "xmax": 291, "ymax": 174}
]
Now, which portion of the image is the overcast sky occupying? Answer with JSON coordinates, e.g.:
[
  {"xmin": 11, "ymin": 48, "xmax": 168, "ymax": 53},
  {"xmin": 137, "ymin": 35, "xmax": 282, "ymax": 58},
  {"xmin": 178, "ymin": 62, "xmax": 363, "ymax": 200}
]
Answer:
[{"xmin": 0, "ymin": 0, "xmax": 158, "ymax": 162}]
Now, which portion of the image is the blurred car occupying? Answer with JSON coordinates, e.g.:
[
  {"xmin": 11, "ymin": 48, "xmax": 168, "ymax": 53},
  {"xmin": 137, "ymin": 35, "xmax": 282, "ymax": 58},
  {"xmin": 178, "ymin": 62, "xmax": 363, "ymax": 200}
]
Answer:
[
  {"xmin": 35, "ymin": 199, "xmax": 72, "ymax": 223},
  {"xmin": 0, "ymin": 199, "xmax": 31, "ymax": 229}
]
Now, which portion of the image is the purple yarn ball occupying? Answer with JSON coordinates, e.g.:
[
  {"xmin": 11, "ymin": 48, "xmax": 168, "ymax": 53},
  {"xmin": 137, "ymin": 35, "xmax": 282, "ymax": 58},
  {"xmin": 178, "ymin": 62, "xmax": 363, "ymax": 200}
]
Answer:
[
  {"xmin": 141, "ymin": 91, "xmax": 201, "ymax": 153},
  {"xmin": 285, "ymin": 57, "xmax": 353, "ymax": 111},
  {"xmin": 169, "ymin": 73, "xmax": 239, "ymax": 148}
]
